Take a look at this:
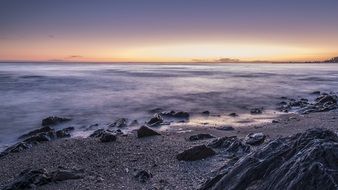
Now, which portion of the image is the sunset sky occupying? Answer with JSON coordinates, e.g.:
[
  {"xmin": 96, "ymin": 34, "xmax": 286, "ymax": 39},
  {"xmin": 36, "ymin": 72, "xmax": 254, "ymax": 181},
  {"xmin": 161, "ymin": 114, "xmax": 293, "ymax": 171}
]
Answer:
[{"xmin": 1, "ymin": 0, "xmax": 338, "ymax": 62}]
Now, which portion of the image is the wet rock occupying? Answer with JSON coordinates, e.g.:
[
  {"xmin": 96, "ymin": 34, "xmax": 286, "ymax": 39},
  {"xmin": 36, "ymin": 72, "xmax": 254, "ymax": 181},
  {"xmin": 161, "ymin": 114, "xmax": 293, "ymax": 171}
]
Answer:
[
  {"xmin": 311, "ymin": 91, "xmax": 321, "ymax": 95},
  {"xmin": 177, "ymin": 145, "xmax": 216, "ymax": 161},
  {"xmin": 99, "ymin": 132, "xmax": 117, "ymax": 142},
  {"xmin": 245, "ymin": 132, "xmax": 266, "ymax": 145},
  {"xmin": 137, "ymin": 126, "xmax": 160, "ymax": 138},
  {"xmin": 2, "ymin": 168, "xmax": 84, "ymax": 190},
  {"xmin": 18, "ymin": 126, "xmax": 53, "ymax": 139},
  {"xmin": 228, "ymin": 113, "xmax": 238, "ymax": 117},
  {"xmin": 160, "ymin": 111, "xmax": 190, "ymax": 119},
  {"xmin": 89, "ymin": 129, "xmax": 106, "ymax": 138},
  {"xmin": 272, "ymin": 120, "xmax": 279, "ymax": 123},
  {"xmin": 202, "ymin": 128, "xmax": 338, "ymax": 190},
  {"xmin": 188, "ymin": 134, "xmax": 215, "ymax": 141},
  {"xmin": 208, "ymin": 136, "xmax": 250, "ymax": 156},
  {"xmin": 109, "ymin": 118, "xmax": 128, "ymax": 128},
  {"xmin": 215, "ymin": 126, "xmax": 235, "ymax": 131},
  {"xmin": 250, "ymin": 108, "xmax": 263, "ymax": 114},
  {"xmin": 133, "ymin": 169, "xmax": 152, "ymax": 183},
  {"xmin": 0, "ymin": 142, "xmax": 33, "ymax": 157},
  {"xmin": 42, "ymin": 116, "xmax": 71, "ymax": 126},
  {"xmin": 146, "ymin": 114, "xmax": 163, "ymax": 127},
  {"xmin": 23, "ymin": 132, "xmax": 56, "ymax": 144},
  {"xmin": 202, "ymin": 111, "xmax": 210, "ymax": 116},
  {"xmin": 56, "ymin": 127, "xmax": 74, "ymax": 138}
]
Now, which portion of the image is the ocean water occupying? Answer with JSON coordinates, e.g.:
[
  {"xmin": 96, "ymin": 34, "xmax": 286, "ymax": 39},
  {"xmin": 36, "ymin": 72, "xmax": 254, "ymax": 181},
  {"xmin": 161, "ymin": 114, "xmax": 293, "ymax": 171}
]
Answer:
[{"xmin": 1, "ymin": 63, "xmax": 338, "ymax": 150}]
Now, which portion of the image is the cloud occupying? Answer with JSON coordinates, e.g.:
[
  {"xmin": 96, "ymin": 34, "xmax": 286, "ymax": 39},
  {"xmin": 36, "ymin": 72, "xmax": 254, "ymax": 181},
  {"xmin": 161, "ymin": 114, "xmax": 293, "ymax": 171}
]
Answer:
[{"xmin": 67, "ymin": 55, "xmax": 83, "ymax": 59}]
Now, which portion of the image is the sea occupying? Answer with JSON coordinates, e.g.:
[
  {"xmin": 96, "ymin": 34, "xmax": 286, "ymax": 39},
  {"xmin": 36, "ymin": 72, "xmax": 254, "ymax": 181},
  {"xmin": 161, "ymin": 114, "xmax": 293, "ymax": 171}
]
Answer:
[{"xmin": 1, "ymin": 62, "xmax": 338, "ymax": 150}]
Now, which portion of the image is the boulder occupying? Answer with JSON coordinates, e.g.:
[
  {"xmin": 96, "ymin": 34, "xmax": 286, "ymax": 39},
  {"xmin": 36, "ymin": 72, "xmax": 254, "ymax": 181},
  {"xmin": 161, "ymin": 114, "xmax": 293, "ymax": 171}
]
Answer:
[
  {"xmin": 228, "ymin": 113, "xmax": 238, "ymax": 117},
  {"xmin": 202, "ymin": 111, "xmax": 210, "ymax": 116},
  {"xmin": 160, "ymin": 111, "xmax": 190, "ymax": 119},
  {"xmin": 201, "ymin": 128, "xmax": 338, "ymax": 190},
  {"xmin": 56, "ymin": 127, "xmax": 74, "ymax": 138},
  {"xmin": 42, "ymin": 116, "xmax": 71, "ymax": 126},
  {"xmin": 208, "ymin": 136, "xmax": 250, "ymax": 156},
  {"xmin": 215, "ymin": 126, "xmax": 235, "ymax": 131},
  {"xmin": 245, "ymin": 132, "xmax": 266, "ymax": 145},
  {"xmin": 146, "ymin": 114, "xmax": 163, "ymax": 127},
  {"xmin": 188, "ymin": 134, "xmax": 215, "ymax": 141},
  {"xmin": 250, "ymin": 108, "xmax": 263, "ymax": 115},
  {"xmin": 137, "ymin": 126, "xmax": 160, "ymax": 138},
  {"xmin": 89, "ymin": 129, "xmax": 106, "ymax": 138},
  {"xmin": 99, "ymin": 132, "xmax": 117, "ymax": 142},
  {"xmin": 109, "ymin": 118, "xmax": 128, "ymax": 128},
  {"xmin": 177, "ymin": 145, "xmax": 216, "ymax": 161},
  {"xmin": 18, "ymin": 126, "xmax": 53, "ymax": 139}
]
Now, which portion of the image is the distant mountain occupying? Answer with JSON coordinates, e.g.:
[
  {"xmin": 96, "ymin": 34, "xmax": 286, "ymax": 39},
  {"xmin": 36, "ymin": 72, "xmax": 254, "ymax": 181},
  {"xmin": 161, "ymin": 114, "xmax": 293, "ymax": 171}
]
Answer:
[{"xmin": 324, "ymin": 56, "xmax": 338, "ymax": 63}]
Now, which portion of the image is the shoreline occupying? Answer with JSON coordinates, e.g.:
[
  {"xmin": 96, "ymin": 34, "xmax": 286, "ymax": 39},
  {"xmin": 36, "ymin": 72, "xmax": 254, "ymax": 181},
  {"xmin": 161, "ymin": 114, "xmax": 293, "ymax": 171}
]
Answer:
[{"xmin": 0, "ymin": 111, "xmax": 337, "ymax": 189}]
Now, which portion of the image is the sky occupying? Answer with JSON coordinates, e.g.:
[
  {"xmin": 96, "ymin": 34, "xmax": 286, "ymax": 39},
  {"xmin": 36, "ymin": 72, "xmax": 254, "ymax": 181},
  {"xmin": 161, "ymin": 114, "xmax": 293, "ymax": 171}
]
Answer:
[{"xmin": 1, "ymin": 0, "xmax": 338, "ymax": 62}]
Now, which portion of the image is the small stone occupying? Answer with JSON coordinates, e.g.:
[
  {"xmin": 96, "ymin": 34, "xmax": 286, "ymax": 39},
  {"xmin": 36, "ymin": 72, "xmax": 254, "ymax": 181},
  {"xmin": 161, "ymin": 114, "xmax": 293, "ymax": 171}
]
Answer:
[
  {"xmin": 137, "ymin": 126, "xmax": 160, "ymax": 138},
  {"xmin": 250, "ymin": 108, "xmax": 263, "ymax": 115},
  {"xmin": 228, "ymin": 113, "xmax": 238, "ymax": 117},
  {"xmin": 133, "ymin": 170, "xmax": 152, "ymax": 183},
  {"xmin": 202, "ymin": 111, "xmax": 210, "ymax": 116}
]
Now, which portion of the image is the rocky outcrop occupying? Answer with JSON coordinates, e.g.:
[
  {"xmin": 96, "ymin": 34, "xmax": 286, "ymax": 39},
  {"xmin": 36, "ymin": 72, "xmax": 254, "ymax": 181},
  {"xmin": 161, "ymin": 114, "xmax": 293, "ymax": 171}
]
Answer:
[
  {"xmin": 177, "ymin": 145, "xmax": 216, "ymax": 161},
  {"xmin": 137, "ymin": 126, "xmax": 161, "ymax": 138},
  {"xmin": 208, "ymin": 136, "xmax": 250, "ymax": 157},
  {"xmin": 244, "ymin": 132, "xmax": 266, "ymax": 145},
  {"xmin": 41, "ymin": 116, "xmax": 71, "ymax": 126},
  {"xmin": 200, "ymin": 128, "xmax": 338, "ymax": 190},
  {"xmin": 2, "ymin": 168, "xmax": 84, "ymax": 190},
  {"xmin": 188, "ymin": 134, "xmax": 215, "ymax": 141}
]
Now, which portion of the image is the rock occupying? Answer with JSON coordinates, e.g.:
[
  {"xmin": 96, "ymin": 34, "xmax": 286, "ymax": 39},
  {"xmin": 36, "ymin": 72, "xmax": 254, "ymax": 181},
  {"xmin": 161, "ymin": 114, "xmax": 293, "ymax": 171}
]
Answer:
[
  {"xmin": 42, "ymin": 116, "xmax": 71, "ymax": 126},
  {"xmin": 18, "ymin": 126, "xmax": 54, "ymax": 139},
  {"xmin": 56, "ymin": 127, "xmax": 74, "ymax": 138},
  {"xmin": 311, "ymin": 91, "xmax": 321, "ymax": 95},
  {"xmin": 99, "ymin": 132, "xmax": 117, "ymax": 142},
  {"xmin": 215, "ymin": 126, "xmax": 235, "ymax": 131},
  {"xmin": 133, "ymin": 169, "xmax": 152, "ymax": 183},
  {"xmin": 129, "ymin": 120, "xmax": 139, "ymax": 126},
  {"xmin": 202, "ymin": 128, "xmax": 338, "ymax": 190},
  {"xmin": 245, "ymin": 132, "xmax": 266, "ymax": 145},
  {"xmin": 188, "ymin": 134, "xmax": 215, "ymax": 141},
  {"xmin": 208, "ymin": 136, "xmax": 250, "ymax": 156},
  {"xmin": 202, "ymin": 111, "xmax": 210, "ymax": 116},
  {"xmin": 137, "ymin": 126, "xmax": 160, "ymax": 138},
  {"xmin": 228, "ymin": 113, "xmax": 238, "ymax": 117},
  {"xmin": 89, "ymin": 129, "xmax": 106, "ymax": 138},
  {"xmin": 109, "ymin": 118, "xmax": 128, "ymax": 128},
  {"xmin": 0, "ymin": 142, "xmax": 33, "ymax": 157},
  {"xmin": 23, "ymin": 132, "xmax": 56, "ymax": 144},
  {"xmin": 2, "ymin": 168, "xmax": 84, "ymax": 190},
  {"xmin": 272, "ymin": 120, "xmax": 279, "ymax": 123},
  {"xmin": 250, "ymin": 108, "xmax": 263, "ymax": 114},
  {"xmin": 146, "ymin": 114, "xmax": 163, "ymax": 127},
  {"xmin": 160, "ymin": 111, "xmax": 190, "ymax": 119},
  {"xmin": 177, "ymin": 145, "xmax": 216, "ymax": 161},
  {"xmin": 315, "ymin": 94, "xmax": 337, "ymax": 104}
]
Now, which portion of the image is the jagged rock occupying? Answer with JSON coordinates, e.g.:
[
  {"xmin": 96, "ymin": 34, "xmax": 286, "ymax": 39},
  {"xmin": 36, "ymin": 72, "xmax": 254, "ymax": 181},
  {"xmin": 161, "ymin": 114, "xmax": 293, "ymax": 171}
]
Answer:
[
  {"xmin": 215, "ymin": 126, "xmax": 235, "ymax": 131},
  {"xmin": 201, "ymin": 128, "xmax": 338, "ymax": 190},
  {"xmin": 109, "ymin": 118, "xmax": 128, "ymax": 128},
  {"xmin": 56, "ymin": 127, "xmax": 74, "ymax": 138},
  {"xmin": 137, "ymin": 126, "xmax": 160, "ymax": 138},
  {"xmin": 99, "ymin": 132, "xmax": 117, "ymax": 142},
  {"xmin": 2, "ymin": 168, "xmax": 84, "ymax": 190},
  {"xmin": 188, "ymin": 134, "xmax": 215, "ymax": 141},
  {"xmin": 208, "ymin": 136, "xmax": 250, "ymax": 156},
  {"xmin": 41, "ymin": 116, "xmax": 71, "ymax": 126},
  {"xmin": 250, "ymin": 108, "xmax": 263, "ymax": 114},
  {"xmin": 133, "ymin": 169, "xmax": 152, "ymax": 183},
  {"xmin": 146, "ymin": 114, "xmax": 163, "ymax": 127},
  {"xmin": 177, "ymin": 145, "xmax": 216, "ymax": 161},
  {"xmin": 245, "ymin": 132, "xmax": 266, "ymax": 145},
  {"xmin": 18, "ymin": 126, "xmax": 53, "ymax": 139},
  {"xmin": 89, "ymin": 129, "xmax": 105, "ymax": 138},
  {"xmin": 228, "ymin": 113, "xmax": 238, "ymax": 117}
]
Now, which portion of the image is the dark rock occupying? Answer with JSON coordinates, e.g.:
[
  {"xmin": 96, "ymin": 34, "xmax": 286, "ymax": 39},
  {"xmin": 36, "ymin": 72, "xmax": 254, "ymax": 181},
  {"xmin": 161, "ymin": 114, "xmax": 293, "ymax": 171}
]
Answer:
[
  {"xmin": 188, "ymin": 134, "xmax": 215, "ymax": 141},
  {"xmin": 18, "ymin": 126, "xmax": 53, "ymax": 139},
  {"xmin": 137, "ymin": 126, "xmax": 160, "ymax": 138},
  {"xmin": 228, "ymin": 113, "xmax": 238, "ymax": 117},
  {"xmin": 202, "ymin": 111, "xmax": 210, "ymax": 116},
  {"xmin": 250, "ymin": 108, "xmax": 263, "ymax": 114},
  {"xmin": 89, "ymin": 129, "xmax": 106, "ymax": 138},
  {"xmin": 202, "ymin": 128, "xmax": 338, "ymax": 190},
  {"xmin": 215, "ymin": 126, "xmax": 235, "ymax": 131},
  {"xmin": 146, "ymin": 114, "xmax": 163, "ymax": 127},
  {"xmin": 23, "ymin": 132, "xmax": 56, "ymax": 144},
  {"xmin": 56, "ymin": 127, "xmax": 74, "ymax": 138},
  {"xmin": 99, "ymin": 132, "xmax": 117, "ymax": 142},
  {"xmin": 160, "ymin": 111, "xmax": 190, "ymax": 119},
  {"xmin": 2, "ymin": 168, "xmax": 84, "ymax": 190},
  {"xmin": 0, "ymin": 142, "xmax": 33, "ymax": 157},
  {"xmin": 272, "ymin": 120, "xmax": 279, "ymax": 123},
  {"xmin": 42, "ymin": 116, "xmax": 71, "ymax": 126},
  {"xmin": 109, "ymin": 118, "xmax": 128, "ymax": 128},
  {"xmin": 311, "ymin": 91, "xmax": 321, "ymax": 95},
  {"xmin": 129, "ymin": 120, "xmax": 139, "ymax": 126},
  {"xmin": 208, "ymin": 136, "xmax": 250, "ymax": 156},
  {"xmin": 177, "ymin": 145, "xmax": 216, "ymax": 161},
  {"xmin": 245, "ymin": 132, "xmax": 266, "ymax": 145},
  {"xmin": 133, "ymin": 169, "xmax": 152, "ymax": 183}
]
